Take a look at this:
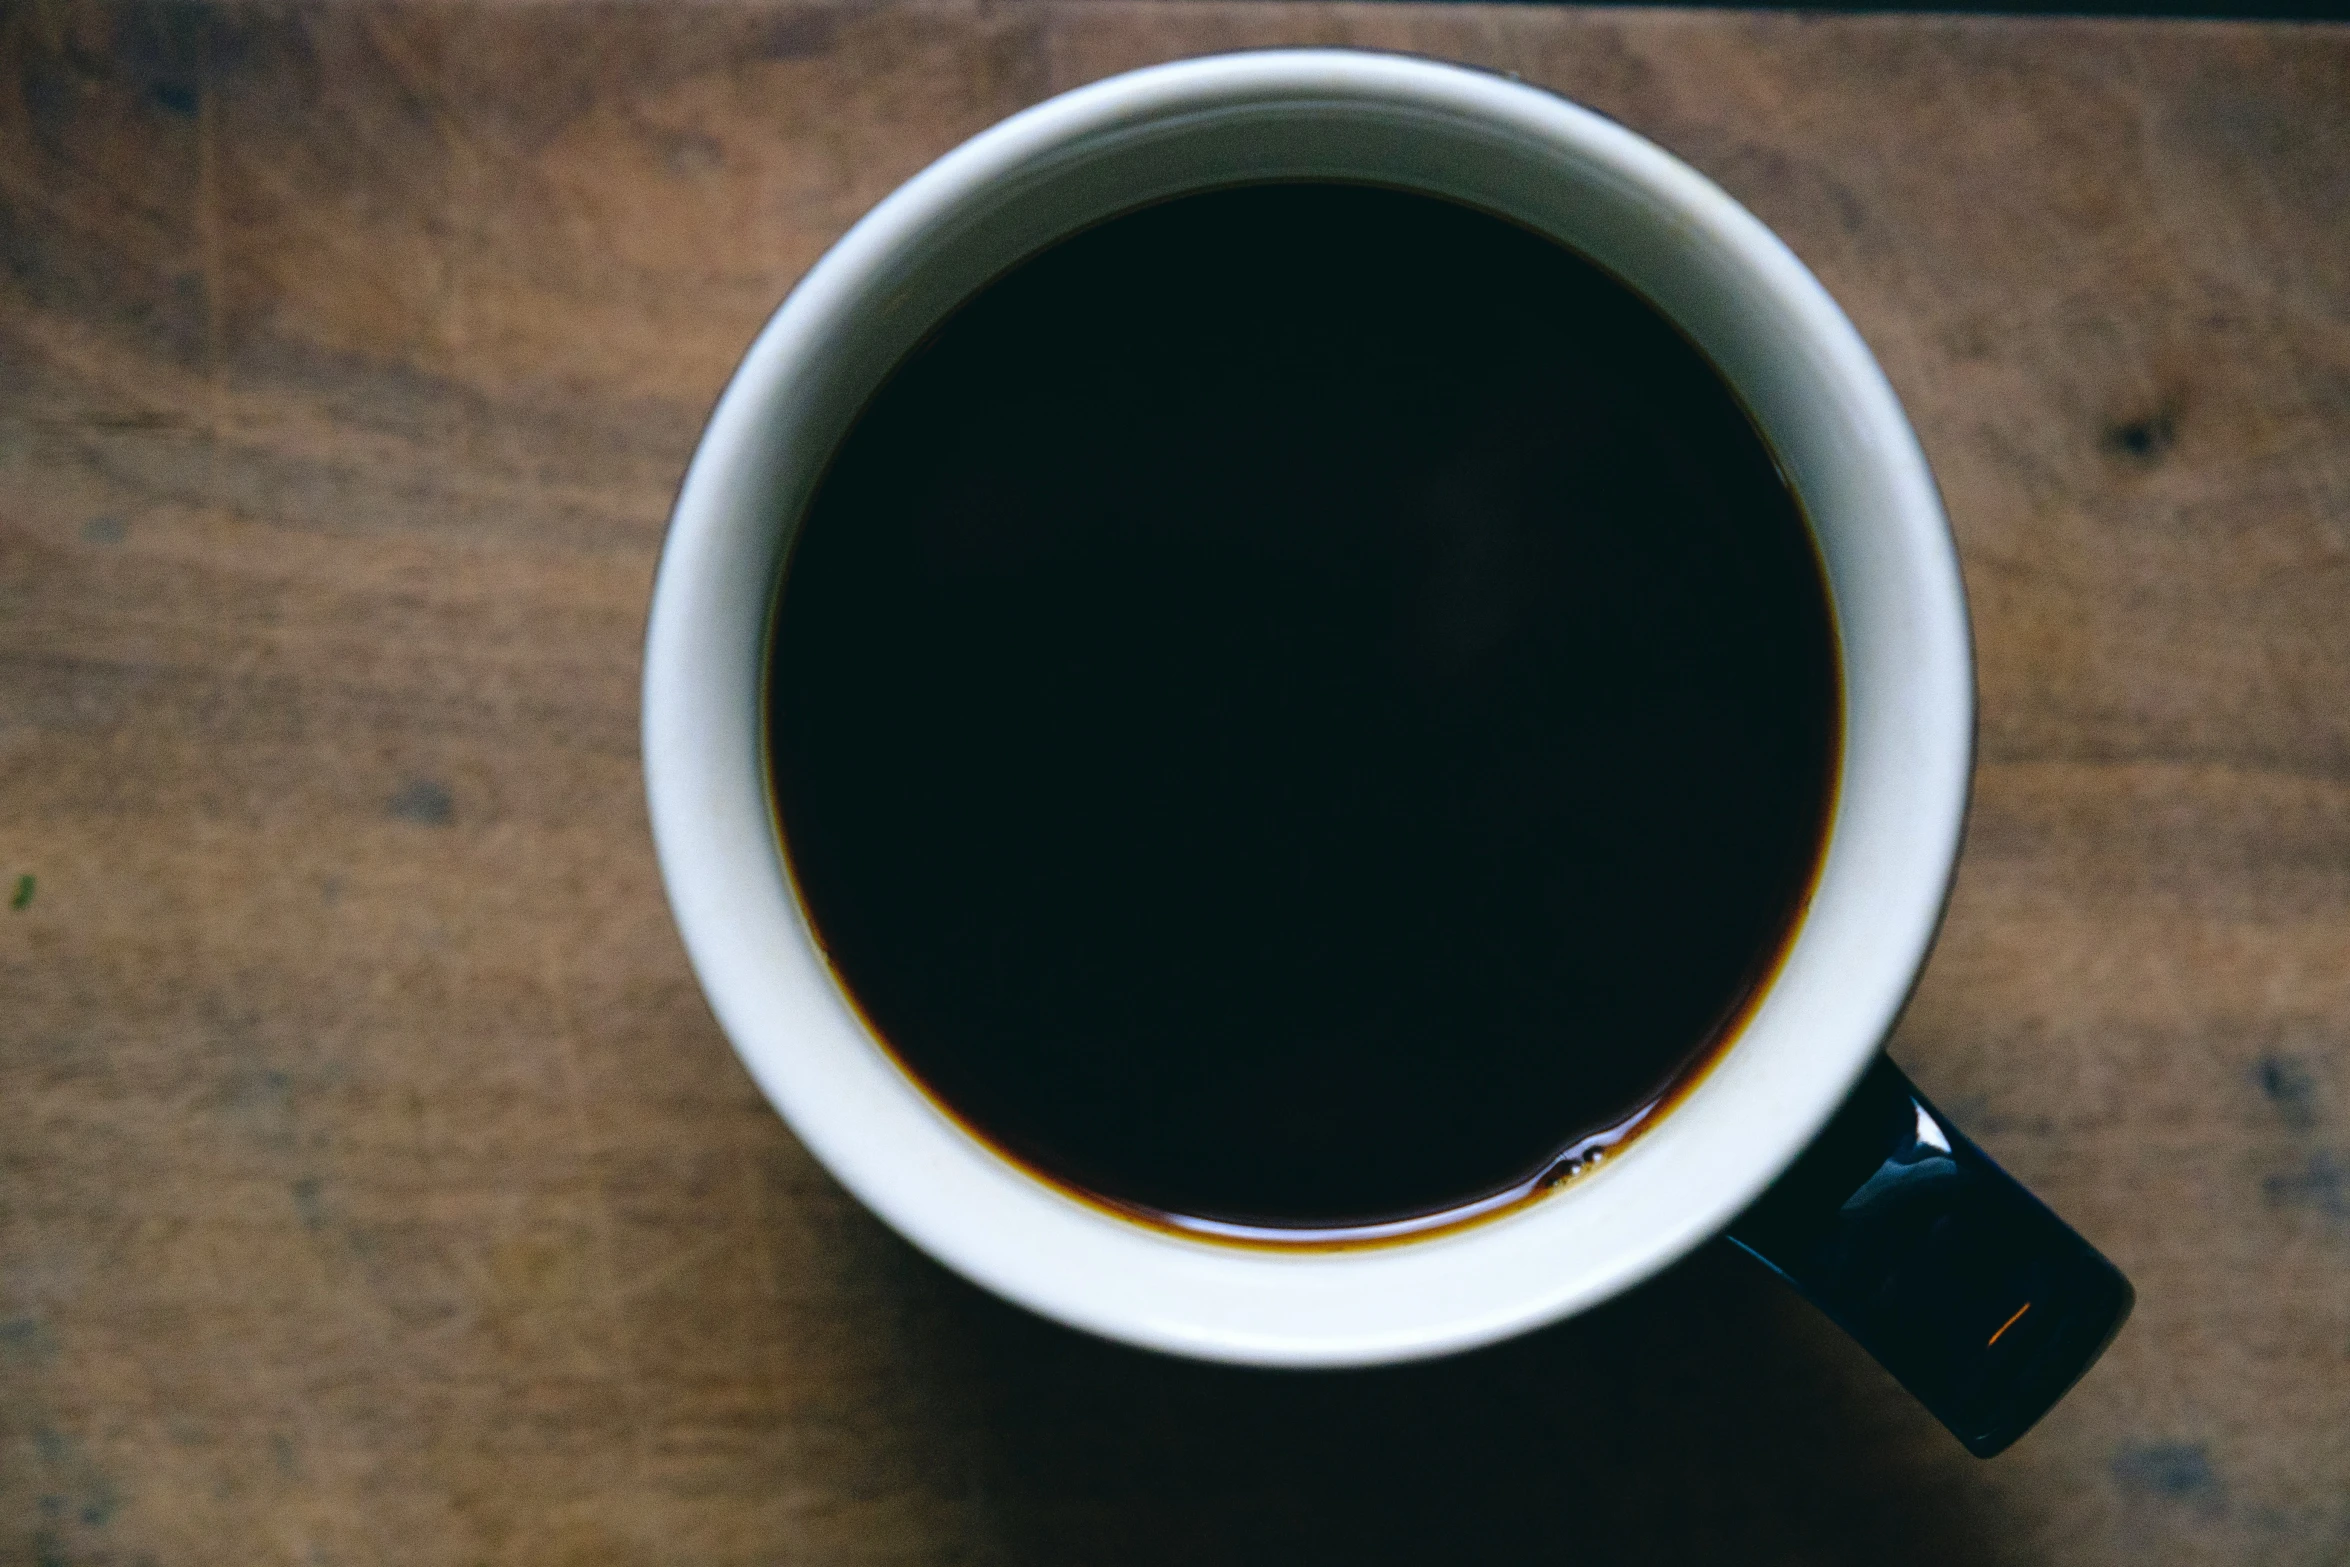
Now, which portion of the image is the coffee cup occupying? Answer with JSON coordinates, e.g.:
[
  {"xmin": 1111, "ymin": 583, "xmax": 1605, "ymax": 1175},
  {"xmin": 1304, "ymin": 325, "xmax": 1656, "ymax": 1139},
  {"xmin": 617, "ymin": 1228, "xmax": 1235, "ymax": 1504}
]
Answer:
[{"xmin": 642, "ymin": 49, "xmax": 2131, "ymax": 1457}]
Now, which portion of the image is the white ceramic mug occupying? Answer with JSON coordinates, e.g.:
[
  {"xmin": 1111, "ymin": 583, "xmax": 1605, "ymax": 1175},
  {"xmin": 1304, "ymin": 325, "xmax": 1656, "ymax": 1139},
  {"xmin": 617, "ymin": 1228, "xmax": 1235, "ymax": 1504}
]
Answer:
[{"xmin": 643, "ymin": 51, "xmax": 2126, "ymax": 1454}]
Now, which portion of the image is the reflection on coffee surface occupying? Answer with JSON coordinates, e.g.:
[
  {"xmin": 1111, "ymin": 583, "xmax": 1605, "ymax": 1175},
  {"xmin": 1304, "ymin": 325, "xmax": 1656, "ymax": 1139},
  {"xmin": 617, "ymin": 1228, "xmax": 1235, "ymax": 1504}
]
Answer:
[{"xmin": 768, "ymin": 183, "xmax": 1838, "ymax": 1237}]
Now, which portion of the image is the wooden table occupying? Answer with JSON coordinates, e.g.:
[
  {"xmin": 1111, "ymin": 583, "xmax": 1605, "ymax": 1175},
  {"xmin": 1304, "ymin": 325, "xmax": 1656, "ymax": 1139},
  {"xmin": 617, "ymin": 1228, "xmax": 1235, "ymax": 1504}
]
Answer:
[{"xmin": 4, "ymin": 3, "xmax": 2346, "ymax": 1562}]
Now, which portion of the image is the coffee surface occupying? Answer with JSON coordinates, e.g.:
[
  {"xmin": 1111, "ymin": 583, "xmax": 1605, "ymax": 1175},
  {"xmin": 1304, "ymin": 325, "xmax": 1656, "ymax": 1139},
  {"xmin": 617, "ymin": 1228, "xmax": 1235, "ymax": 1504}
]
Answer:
[{"xmin": 768, "ymin": 183, "xmax": 1837, "ymax": 1234}]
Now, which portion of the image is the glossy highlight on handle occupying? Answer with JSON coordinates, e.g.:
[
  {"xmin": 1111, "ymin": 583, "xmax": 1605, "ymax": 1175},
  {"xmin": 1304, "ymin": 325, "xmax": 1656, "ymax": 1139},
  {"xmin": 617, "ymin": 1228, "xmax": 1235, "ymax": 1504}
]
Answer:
[{"xmin": 1727, "ymin": 1057, "xmax": 2134, "ymax": 1457}]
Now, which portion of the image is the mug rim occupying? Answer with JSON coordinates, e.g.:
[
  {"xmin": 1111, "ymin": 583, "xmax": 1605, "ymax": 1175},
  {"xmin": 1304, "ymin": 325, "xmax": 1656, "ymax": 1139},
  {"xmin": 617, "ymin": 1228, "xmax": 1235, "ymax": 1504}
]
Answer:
[{"xmin": 643, "ymin": 48, "xmax": 1973, "ymax": 1366}]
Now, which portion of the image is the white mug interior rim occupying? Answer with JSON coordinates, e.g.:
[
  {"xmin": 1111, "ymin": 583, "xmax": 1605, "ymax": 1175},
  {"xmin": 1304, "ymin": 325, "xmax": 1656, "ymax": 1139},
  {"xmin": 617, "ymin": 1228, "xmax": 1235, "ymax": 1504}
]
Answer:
[{"xmin": 642, "ymin": 50, "xmax": 1973, "ymax": 1368}]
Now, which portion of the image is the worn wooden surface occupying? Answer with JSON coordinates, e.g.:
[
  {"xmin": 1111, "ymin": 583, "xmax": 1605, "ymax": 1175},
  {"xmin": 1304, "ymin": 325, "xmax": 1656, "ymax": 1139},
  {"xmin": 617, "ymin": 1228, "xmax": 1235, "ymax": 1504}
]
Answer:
[{"xmin": 4, "ymin": 2, "xmax": 2348, "ymax": 1562}]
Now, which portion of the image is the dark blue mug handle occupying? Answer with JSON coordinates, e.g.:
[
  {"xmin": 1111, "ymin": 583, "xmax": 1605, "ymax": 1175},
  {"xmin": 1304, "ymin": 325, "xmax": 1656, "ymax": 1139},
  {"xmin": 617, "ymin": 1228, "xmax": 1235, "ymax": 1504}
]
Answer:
[{"xmin": 1725, "ymin": 1056, "xmax": 2134, "ymax": 1457}]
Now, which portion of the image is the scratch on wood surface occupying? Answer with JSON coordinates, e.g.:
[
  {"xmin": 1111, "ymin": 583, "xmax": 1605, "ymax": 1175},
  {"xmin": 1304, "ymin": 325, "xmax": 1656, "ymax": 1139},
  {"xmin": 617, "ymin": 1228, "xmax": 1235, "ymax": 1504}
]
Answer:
[
  {"xmin": 537, "ymin": 928, "xmax": 656, "ymax": 1507},
  {"xmin": 2123, "ymin": 33, "xmax": 2350, "ymax": 568},
  {"xmin": 197, "ymin": 19, "xmax": 225, "ymax": 427}
]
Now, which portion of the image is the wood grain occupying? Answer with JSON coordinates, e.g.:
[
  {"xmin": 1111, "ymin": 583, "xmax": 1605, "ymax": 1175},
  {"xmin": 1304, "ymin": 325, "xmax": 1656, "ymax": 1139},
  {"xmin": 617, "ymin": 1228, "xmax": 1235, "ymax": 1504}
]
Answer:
[{"xmin": 3, "ymin": 3, "xmax": 2346, "ymax": 1563}]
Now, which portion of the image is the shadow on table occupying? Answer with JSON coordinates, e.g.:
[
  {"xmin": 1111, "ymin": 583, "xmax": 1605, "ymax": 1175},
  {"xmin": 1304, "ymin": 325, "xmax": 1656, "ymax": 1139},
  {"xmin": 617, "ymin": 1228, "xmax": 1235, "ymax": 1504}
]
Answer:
[{"xmin": 901, "ymin": 1240, "xmax": 1992, "ymax": 1566}]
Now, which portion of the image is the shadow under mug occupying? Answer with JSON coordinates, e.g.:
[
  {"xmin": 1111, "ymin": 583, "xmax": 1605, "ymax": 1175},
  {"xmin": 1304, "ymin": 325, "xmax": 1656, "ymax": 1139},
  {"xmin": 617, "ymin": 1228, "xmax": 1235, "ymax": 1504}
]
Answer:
[{"xmin": 643, "ymin": 50, "xmax": 2132, "ymax": 1459}]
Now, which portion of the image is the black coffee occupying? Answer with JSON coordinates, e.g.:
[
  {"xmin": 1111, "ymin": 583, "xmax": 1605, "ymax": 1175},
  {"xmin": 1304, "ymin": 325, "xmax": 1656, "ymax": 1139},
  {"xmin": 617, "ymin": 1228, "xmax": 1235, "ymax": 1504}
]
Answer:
[{"xmin": 768, "ymin": 183, "xmax": 1837, "ymax": 1236}]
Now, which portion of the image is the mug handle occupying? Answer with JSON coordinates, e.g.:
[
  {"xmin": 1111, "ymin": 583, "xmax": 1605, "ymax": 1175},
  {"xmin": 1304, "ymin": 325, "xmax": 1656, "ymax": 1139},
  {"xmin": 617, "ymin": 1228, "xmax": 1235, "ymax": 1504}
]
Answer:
[{"xmin": 1724, "ymin": 1055, "xmax": 2134, "ymax": 1457}]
